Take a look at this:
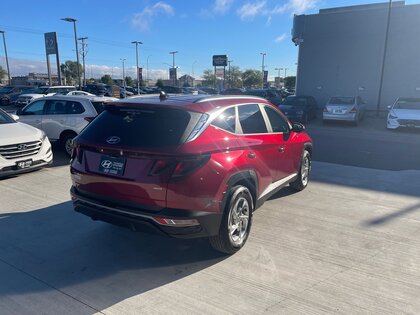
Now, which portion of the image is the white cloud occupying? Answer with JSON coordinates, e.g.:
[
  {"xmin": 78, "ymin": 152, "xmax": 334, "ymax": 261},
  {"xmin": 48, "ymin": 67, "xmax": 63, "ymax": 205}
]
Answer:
[
  {"xmin": 274, "ymin": 33, "xmax": 288, "ymax": 43},
  {"xmin": 214, "ymin": 0, "xmax": 234, "ymax": 14},
  {"xmin": 237, "ymin": 1, "xmax": 266, "ymax": 20},
  {"xmin": 273, "ymin": 0, "xmax": 319, "ymax": 15},
  {"xmin": 131, "ymin": 1, "xmax": 174, "ymax": 32}
]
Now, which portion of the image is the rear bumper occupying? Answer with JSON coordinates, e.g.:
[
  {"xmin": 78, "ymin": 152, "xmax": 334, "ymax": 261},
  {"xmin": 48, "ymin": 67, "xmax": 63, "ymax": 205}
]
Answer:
[
  {"xmin": 70, "ymin": 186, "xmax": 222, "ymax": 239},
  {"xmin": 323, "ymin": 112, "xmax": 357, "ymax": 122}
]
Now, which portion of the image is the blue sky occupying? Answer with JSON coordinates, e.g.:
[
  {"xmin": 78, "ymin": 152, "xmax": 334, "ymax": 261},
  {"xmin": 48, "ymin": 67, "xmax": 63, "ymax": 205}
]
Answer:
[{"xmin": 1, "ymin": 0, "xmax": 419, "ymax": 80}]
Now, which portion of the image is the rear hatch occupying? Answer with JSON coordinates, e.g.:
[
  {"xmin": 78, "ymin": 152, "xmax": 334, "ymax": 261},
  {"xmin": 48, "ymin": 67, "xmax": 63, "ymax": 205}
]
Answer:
[{"xmin": 72, "ymin": 105, "xmax": 205, "ymax": 210}]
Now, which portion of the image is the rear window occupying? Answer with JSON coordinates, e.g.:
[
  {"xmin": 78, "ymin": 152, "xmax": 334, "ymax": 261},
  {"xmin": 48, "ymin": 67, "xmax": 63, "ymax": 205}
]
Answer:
[
  {"xmin": 91, "ymin": 101, "xmax": 107, "ymax": 114},
  {"xmin": 81, "ymin": 107, "xmax": 193, "ymax": 147},
  {"xmin": 329, "ymin": 97, "xmax": 354, "ymax": 105}
]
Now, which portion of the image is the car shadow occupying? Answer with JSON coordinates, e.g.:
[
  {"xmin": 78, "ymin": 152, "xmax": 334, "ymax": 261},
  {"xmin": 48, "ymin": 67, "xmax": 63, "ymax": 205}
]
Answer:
[{"xmin": 0, "ymin": 201, "xmax": 227, "ymax": 312}]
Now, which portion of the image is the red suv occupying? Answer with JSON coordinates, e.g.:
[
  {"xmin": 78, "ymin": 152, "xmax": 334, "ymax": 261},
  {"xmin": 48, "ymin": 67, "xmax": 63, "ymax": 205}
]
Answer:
[{"xmin": 70, "ymin": 94, "xmax": 312, "ymax": 254}]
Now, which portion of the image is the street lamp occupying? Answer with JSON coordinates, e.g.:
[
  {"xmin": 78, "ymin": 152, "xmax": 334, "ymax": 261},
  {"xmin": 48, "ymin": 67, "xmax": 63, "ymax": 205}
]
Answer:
[
  {"xmin": 260, "ymin": 52, "xmax": 266, "ymax": 89},
  {"xmin": 0, "ymin": 31, "xmax": 11, "ymax": 86},
  {"xmin": 146, "ymin": 55, "xmax": 152, "ymax": 87},
  {"xmin": 120, "ymin": 58, "xmax": 126, "ymax": 97},
  {"xmin": 61, "ymin": 17, "xmax": 81, "ymax": 89},
  {"xmin": 274, "ymin": 67, "xmax": 283, "ymax": 88},
  {"xmin": 131, "ymin": 41, "xmax": 143, "ymax": 95},
  {"xmin": 169, "ymin": 51, "xmax": 178, "ymax": 86}
]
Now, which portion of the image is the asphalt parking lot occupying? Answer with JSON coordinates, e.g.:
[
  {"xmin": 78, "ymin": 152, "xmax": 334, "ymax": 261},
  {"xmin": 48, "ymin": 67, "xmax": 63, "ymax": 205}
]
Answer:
[{"xmin": 1, "ymin": 117, "xmax": 419, "ymax": 314}]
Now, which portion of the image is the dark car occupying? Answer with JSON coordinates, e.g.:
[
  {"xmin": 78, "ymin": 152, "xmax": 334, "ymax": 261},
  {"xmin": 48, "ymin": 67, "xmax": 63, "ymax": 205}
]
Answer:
[
  {"xmin": 0, "ymin": 86, "xmax": 33, "ymax": 106},
  {"xmin": 278, "ymin": 96, "xmax": 318, "ymax": 124},
  {"xmin": 221, "ymin": 88, "xmax": 245, "ymax": 95},
  {"xmin": 199, "ymin": 87, "xmax": 218, "ymax": 94},
  {"xmin": 82, "ymin": 84, "xmax": 111, "ymax": 96},
  {"xmin": 70, "ymin": 94, "xmax": 313, "ymax": 254},
  {"xmin": 243, "ymin": 89, "xmax": 283, "ymax": 106},
  {"xmin": 159, "ymin": 85, "xmax": 184, "ymax": 94}
]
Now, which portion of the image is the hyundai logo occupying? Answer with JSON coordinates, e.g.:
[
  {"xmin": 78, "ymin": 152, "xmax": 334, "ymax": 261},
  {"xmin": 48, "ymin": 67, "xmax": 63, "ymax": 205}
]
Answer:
[
  {"xmin": 106, "ymin": 136, "xmax": 120, "ymax": 144},
  {"xmin": 101, "ymin": 160, "xmax": 113, "ymax": 169},
  {"xmin": 17, "ymin": 144, "xmax": 28, "ymax": 150}
]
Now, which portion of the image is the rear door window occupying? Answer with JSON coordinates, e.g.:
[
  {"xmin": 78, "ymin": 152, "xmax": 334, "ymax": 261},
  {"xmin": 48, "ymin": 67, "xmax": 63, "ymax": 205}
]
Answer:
[
  {"xmin": 45, "ymin": 100, "xmax": 67, "ymax": 115},
  {"xmin": 211, "ymin": 107, "xmax": 236, "ymax": 133},
  {"xmin": 82, "ymin": 107, "xmax": 193, "ymax": 147},
  {"xmin": 66, "ymin": 101, "xmax": 85, "ymax": 114},
  {"xmin": 238, "ymin": 104, "xmax": 268, "ymax": 134},
  {"xmin": 264, "ymin": 106, "xmax": 290, "ymax": 133},
  {"xmin": 91, "ymin": 101, "xmax": 107, "ymax": 114}
]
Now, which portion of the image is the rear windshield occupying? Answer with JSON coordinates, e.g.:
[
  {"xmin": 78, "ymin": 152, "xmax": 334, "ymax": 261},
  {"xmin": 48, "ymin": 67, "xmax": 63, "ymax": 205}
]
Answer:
[
  {"xmin": 81, "ymin": 107, "xmax": 193, "ymax": 147},
  {"xmin": 91, "ymin": 101, "xmax": 108, "ymax": 114},
  {"xmin": 394, "ymin": 99, "xmax": 420, "ymax": 110},
  {"xmin": 329, "ymin": 97, "xmax": 354, "ymax": 105}
]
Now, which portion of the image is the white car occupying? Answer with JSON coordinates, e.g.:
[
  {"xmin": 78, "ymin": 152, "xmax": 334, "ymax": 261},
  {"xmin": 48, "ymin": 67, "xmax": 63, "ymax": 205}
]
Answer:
[
  {"xmin": 0, "ymin": 108, "xmax": 52, "ymax": 177},
  {"xmin": 16, "ymin": 86, "xmax": 77, "ymax": 107},
  {"xmin": 16, "ymin": 95, "xmax": 117, "ymax": 155},
  {"xmin": 66, "ymin": 91, "xmax": 95, "ymax": 96},
  {"xmin": 387, "ymin": 98, "xmax": 420, "ymax": 129},
  {"xmin": 323, "ymin": 96, "xmax": 367, "ymax": 125}
]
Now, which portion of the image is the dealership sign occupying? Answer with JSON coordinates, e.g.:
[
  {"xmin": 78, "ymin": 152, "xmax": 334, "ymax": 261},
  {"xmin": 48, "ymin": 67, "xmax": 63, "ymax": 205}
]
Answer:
[{"xmin": 212, "ymin": 55, "xmax": 228, "ymax": 67}]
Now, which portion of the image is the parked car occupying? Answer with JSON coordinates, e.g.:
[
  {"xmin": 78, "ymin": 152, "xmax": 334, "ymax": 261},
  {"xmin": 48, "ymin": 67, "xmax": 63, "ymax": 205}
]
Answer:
[
  {"xmin": 387, "ymin": 97, "xmax": 420, "ymax": 129},
  {"xmin": 0, "ymin": 86, "xmax": 33, "ymax": 106},
  {"xmin": 323, "ymin": 96, "xmax": 366, "ymax": 125},
  {"xmin": 66, "ymin": 91, "xmax": 95, "ymax": 96},
  {"xmin": 16, "ymin": 86, "xmax": 77, "ymax": 107},
  {"xmin": 159, "ymin": 86, "xmax": 183, "ymax": 94},
  {"xmin": 199, "ymin": 87, "xmax": 218, "ymax": 94},
  {"xmin": 278, "ymin": 95, "xmax": 318, "ymax": 124},
  {"xmin": 16, "ymin": 95, "xmax": 117, "ymax": 155},
  {"xmin": 243, "ymin": 89, "xmax": 284, "ymax": 106},
  {"xmin": 221, "ymin": 88, "xmax": 245, "ymax": 95},
  {"xmin": 82, "ymin": 84, "xmax": 111, "ymax": 96},
  {"xmin": 0, "ymin": 108, "xmax": 52, "ymax": 177},
  {"xmin": 70, "ymin": 94, "xmax": 313, "ymax": 254}
]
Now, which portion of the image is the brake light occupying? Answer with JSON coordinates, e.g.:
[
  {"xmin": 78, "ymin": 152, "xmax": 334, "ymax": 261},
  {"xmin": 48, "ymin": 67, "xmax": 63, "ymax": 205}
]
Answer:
[
  {"xmin": 84, "ymin": 116, "xmax": 96, "ymax": 123},
  {"xmin": 172, "ymin": 155, "xmax": 211, "ymax": 178},
  {"xmin": 149, "ymin": 159, "xmax": 175, "ymax": 176}
]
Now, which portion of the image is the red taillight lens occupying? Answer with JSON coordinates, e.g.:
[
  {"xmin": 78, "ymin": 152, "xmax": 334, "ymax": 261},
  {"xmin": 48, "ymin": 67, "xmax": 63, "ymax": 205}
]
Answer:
[
  {"xmin": 84, "ymin": 116, "xmax": 96, "ymax": 123},
  {"xmin": 172, "ymin": 155, "xmax": 211, "ymax": 178},
  {"xmin": 149, "ymin": 159, "xmax": 174, "ymax": 176}
]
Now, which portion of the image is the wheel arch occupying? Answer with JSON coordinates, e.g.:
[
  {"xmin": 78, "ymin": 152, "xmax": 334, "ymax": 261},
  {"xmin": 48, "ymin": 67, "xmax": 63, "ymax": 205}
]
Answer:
[{"xmin": 59, "ymin": 129, "xmax": 78, "ymax": 141}]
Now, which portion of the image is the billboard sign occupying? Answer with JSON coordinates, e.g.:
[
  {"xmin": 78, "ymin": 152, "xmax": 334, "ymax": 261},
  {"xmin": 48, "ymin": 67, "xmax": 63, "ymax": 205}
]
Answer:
[
  {"xmin": 138, "ymin": 67, "xmax": 143, "ymax": 81},
  {"xmin": 212, "ymin": 55, "xmax": 228, "ymax": 67},
  {"xmin": 44, "ymin": 32, "xmax": 58, "ymax": 55},
  {"xmin": 263, "ymin": 70, "xmax": 268, "ymax": 84},
  {"xmin": 169, "ymin": 68, "xmax": 177, "ymax": 81}
]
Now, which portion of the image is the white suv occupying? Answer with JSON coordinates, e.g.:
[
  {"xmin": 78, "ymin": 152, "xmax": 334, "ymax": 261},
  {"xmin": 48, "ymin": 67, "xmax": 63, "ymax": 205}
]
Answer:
[
  {"xmin": 17, "ymin": 95, "xmax": 117, "ymax": 155},
  {"xmin": 0, "ymin": 108, "xmax": 52, "ymax": 177},
  {"xmin": 16, "ymin": 86, "xmax": 77, "ymax": 107}
]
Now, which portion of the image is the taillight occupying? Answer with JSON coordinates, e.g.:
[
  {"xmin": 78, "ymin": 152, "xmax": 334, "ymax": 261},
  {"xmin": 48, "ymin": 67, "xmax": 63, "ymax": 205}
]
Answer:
[
  {"xmin": 84, "ymin": 116, "xmax": 96, "ymax": 123},
  {"xmin": 323, "ymin": 107, "xmax": 328, "ymax": 112},
  {"xmin": 349, "ymin": 107, "xmax": 357, "ymax": 113},
  {"xmin": 149, "ymin": 159, "xmax": 175, "ymax": 176},
  {"xmin": 172, "ymin": 155, "xmax": 211, "ymax": 178}
]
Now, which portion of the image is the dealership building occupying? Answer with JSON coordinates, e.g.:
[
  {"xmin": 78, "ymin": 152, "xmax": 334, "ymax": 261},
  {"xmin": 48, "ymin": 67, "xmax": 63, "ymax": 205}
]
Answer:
[{"xmin": 292, "ymin": 1, "xmax": 420, "ymax": 110}]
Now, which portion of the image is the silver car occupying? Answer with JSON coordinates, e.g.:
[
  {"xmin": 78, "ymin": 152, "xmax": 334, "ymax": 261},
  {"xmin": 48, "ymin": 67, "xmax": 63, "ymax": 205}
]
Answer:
[{"xmin": 323, "ymin": 96, "xmax": 366, "ymax": 125}]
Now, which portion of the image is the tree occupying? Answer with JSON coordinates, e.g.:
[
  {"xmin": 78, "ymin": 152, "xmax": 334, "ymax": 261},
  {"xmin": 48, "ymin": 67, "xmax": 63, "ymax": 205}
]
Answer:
[
  {"xmin": 100, "ymin": 74, "xmax": 114, "ymax": 85},
  {"xmin": 201, "ymin": 69, "xmax": 216, "ymax": 87},
  {"xmin": 242, "ymin": 69, "xmax": 262, "ymax": 88},
  {"xmin": 60, "ymin": 60, "xmax": 83, "ymax": 86},
  {"xmin": 0, "ymin": 66, "xmax": 7, "ymax": 84},
  {"xmin": 284, "ymin": 76, "xmax": 296, "ymax": 90},
  {"xmin": 156, "ymin": 79, "xmax": 164, "ymax": 88},
  {"xmin": 228, "ymin": 66, "xmax": 243, "ymax": 88},
  {"xmin": 125, "ymin": 76, "xmax": 133, "ymax": 86}
]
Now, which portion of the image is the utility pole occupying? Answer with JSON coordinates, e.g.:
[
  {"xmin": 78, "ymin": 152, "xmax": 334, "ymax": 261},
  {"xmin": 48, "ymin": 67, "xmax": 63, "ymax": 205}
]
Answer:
[
  {"xmin": 120, "ymin": 58, "xmax": 126, "ymax": 97},
  {"xmin": 0, "ymin": 31, "xmax": 11, "ymax": 86},
  {"xmin": 284, "ymin": 68, "xmax": 288, "ymax": 79},
  {"xmin": 131, "ymin": 41, "xmax": 143, "ymax": 95},
  {"xmin": 260, "ymin": 53, "xmax": 266, "ymax": 89},
  {"xmin": 228, "ymin": 60, "xmax": 234, "ymax": 88},
  {"xmin": 61, "ymin": 18, "xmax": 81, "ymax": 89},
  {"xmin": 78, "ymin": 37, "xmax": 88, "ymax": 86},
  {"xmin": 169, "ymin": 51, "xmax": 178, "ymax": 86}
]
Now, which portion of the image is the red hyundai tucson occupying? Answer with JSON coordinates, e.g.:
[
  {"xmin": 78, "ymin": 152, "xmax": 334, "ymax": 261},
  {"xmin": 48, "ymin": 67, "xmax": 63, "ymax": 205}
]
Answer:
[{"xmin": 70, "ymin": 94, "xmax": 313, "ymax": 254}]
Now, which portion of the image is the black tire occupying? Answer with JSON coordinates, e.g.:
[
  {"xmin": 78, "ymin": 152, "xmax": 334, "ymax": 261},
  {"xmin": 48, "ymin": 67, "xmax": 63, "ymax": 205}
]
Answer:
[
  {"xmin": 61, "ymin": 132, "xmax": 77, "ymax": 156},
  {"xmin": 209, "ymin": 185, "xmax": 253, "ymax": 254},
  {"xmin": 290, "ymin": 150, "xmax": 311, "ymax": 191}
]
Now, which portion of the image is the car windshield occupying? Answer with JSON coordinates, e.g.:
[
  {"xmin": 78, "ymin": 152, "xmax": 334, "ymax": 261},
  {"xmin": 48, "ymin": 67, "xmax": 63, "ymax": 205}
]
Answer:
[
  {"xmin": 81, "ymin": 107, "xmax": 195, "ymax": 147},
  {"xmin": 282, "ymin": 96, "xmax": 307, "ymax": 106},
  {"xmin": 328, "ymin": 97, "xmax": 355, "ymax": 105},
  {"xmin": 394, "ymin": 99, "xmax": 420, "ymax": 110},
  {"xmin": 0, "ymin": 87, "xmax": 13, "ymax": 93},
  {"xmin": 31, "ymin": 87, "xmax": 49, "ymax": 94},
  {"xmin": 0, "ymin": 109, "xmax": 15, "ymax": 124}
]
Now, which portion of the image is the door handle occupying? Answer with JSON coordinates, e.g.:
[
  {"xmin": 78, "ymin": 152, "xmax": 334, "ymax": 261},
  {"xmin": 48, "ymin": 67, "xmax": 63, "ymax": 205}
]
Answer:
[
  {"xmin": 278, "ymin": 146, "xmax": 286, "ymax": 153},
  {"xmin": 247, "ymin": 152, "xmax": 256, "ymax": 159}
]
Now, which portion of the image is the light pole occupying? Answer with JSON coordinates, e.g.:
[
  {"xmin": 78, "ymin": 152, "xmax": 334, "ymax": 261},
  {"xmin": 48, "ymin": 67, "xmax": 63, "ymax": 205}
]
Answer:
[
  {"xmin": 0, "ymin": 31, "xmax": 11, "ymax": 86},
  {"xmin": 274, "ymin": 67, "xmax": 283, "ymax": 88},
  {"xmin": 61, "ymin": 17, "xmax": 81, "ymax": 89},
  {"xmin": 169, "ymin": 51, "xmax": 178, "ymax": 86},
  {"xmin": 228, "ymin": 60, "xmax": 234, "ymax": 88},
  {"xmin": 131, "ymin": 41, "xmax": 143, "ymax": 95},
  {"xmin": 120, "ymin": 58, "xmax": 126, "ymax": 97},
  {"xmin": 260, "ymin": 52, "xmax": 266, "ymax": 89},
  {"xmin": 146, "ymin": 55, "xmax": 152, "ymax": 87}
]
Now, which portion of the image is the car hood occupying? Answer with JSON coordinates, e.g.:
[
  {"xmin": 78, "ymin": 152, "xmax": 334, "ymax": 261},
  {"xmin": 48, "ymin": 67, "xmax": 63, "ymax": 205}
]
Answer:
[
  {"xmin": 391, "ymin": 109, "xmax": 420, "ymax": 119},
  {"xmin": 0, "ymin": 122, "xmax": 43, "ymax": 146}
]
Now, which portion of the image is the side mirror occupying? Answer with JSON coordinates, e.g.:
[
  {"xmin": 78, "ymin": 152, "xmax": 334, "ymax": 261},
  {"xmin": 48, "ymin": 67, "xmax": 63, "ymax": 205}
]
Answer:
[
  {"xmin": 15, "ymin": 109, "xmax": 22, "ymax": 116},
  {"xmin": 11, "ymin": 114, "xmax": 20, "ymax": 121},
  {"xmin": 291, "ymin": 122, "xmax": 305, "ymax": 133}
]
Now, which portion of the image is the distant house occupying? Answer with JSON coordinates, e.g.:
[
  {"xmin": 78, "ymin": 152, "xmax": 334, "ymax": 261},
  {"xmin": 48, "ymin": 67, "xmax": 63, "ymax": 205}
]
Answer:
[{"xmin": 178, "ymin": 74, "xmax": 194, "ymax": 87}]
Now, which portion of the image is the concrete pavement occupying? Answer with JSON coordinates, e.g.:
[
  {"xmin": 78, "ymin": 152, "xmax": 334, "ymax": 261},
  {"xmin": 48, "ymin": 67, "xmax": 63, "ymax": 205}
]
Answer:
[{"xmin": 0, "ymin": 160, "xmax": 419, "ymax": 314}]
